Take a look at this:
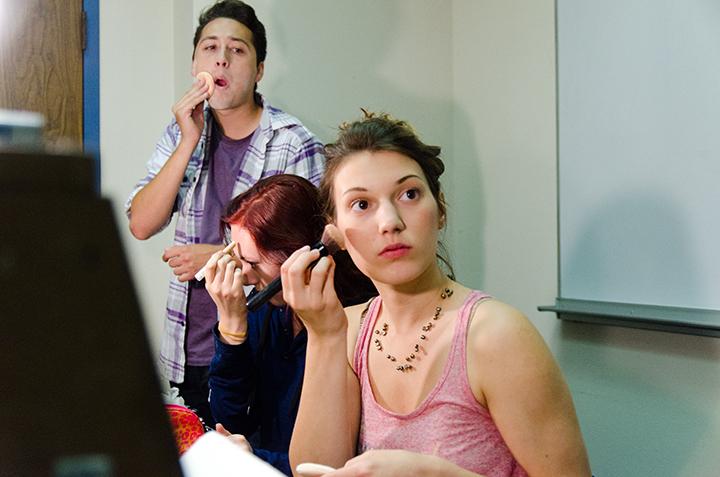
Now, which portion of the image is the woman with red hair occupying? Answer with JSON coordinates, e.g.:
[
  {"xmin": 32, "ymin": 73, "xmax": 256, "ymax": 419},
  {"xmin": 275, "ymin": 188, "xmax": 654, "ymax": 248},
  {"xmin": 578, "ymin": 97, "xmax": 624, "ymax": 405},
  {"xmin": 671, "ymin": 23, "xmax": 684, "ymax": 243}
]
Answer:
[{"xmin": 202, "ymin": 174, "xmax": 374, "ymax": 476}]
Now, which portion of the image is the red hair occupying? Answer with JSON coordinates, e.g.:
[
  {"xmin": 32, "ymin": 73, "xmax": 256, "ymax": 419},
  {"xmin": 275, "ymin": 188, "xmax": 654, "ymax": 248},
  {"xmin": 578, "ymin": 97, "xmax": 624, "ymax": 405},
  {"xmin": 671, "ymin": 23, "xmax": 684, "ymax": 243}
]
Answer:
[
  {"xmin": 221, "ymin": 174, "xmax": 377, "ymax": 307},
  {"xmin": 221, "ymin": 175, "xmax": 323, "ymax": 265}
]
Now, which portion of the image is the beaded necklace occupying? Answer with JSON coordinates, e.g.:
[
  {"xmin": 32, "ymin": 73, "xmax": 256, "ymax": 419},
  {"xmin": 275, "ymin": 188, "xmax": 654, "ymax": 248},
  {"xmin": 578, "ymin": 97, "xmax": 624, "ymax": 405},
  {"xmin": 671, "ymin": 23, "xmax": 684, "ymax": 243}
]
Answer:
[{"xmin": 372, "ymin": 286, "xmax": 454, "ymax": 372}]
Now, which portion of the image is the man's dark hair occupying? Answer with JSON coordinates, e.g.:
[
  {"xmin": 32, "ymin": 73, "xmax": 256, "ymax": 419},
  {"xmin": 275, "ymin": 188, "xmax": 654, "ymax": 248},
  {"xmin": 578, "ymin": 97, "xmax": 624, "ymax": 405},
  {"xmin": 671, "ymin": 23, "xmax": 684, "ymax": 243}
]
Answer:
[{"xmin": 192, "ymin": 0, "xmax": 267, "ymax": 66}]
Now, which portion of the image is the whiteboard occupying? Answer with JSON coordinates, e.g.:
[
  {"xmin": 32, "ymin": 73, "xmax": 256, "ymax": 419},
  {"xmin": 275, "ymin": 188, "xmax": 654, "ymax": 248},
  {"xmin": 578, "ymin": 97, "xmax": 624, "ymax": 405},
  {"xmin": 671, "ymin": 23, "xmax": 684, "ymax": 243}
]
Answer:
[{"xmin": 556, "ymin": 0, "xmax": 720, "ymax": 315}]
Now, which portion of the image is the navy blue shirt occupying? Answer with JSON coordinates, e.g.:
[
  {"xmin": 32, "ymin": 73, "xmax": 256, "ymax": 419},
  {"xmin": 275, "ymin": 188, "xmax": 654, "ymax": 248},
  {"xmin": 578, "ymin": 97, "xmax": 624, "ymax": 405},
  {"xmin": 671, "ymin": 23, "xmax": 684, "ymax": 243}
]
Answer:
[{"xmin": 209, "ymin": 304, "xmax": 306, "ymax": 476}]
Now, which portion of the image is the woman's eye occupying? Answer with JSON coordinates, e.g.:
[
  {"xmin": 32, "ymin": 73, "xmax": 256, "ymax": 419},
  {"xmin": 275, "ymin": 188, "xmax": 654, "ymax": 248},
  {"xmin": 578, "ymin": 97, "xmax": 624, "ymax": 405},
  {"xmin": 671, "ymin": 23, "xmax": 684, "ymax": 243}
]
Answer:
[
  {"xmin": 402, "ymin": 188, "xmax": 420, "ymax": 201},
  {"xmin": 350, "ymin": 199, "xmax": 369, "ymax": 211}
]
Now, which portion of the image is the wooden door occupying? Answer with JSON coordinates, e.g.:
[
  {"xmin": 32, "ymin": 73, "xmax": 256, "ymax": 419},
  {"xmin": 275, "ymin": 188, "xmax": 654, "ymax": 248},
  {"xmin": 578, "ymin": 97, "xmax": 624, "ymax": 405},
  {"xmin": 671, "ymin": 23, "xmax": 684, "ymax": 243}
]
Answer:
[{"xmin": 0, "ymin": 0, "xmax": 84, "ymax": 148}]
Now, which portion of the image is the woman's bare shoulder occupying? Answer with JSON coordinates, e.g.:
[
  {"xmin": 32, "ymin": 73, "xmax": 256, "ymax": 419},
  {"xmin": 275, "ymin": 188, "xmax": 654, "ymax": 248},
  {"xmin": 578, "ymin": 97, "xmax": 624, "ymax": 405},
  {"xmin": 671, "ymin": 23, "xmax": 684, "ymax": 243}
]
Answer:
[
  {"xmin": 468, "ymin": 297, "xmax": 547, "ymax": 357},
  {"xmin": 466, "ymin": 296, "xmax": 559, "ymax": 405}
]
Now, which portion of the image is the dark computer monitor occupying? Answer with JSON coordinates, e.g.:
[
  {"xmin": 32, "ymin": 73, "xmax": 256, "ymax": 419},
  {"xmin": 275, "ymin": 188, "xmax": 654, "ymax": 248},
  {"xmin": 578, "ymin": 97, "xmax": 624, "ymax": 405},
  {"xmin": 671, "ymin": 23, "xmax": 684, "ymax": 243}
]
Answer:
[{"xmin": 0, "ymin": 152, "xmax": 182, "ymax": 476}]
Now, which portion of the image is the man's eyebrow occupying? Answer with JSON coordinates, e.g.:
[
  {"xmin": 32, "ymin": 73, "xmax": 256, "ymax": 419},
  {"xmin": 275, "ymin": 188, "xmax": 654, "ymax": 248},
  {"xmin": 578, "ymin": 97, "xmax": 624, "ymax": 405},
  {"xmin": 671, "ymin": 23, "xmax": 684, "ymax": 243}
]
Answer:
[{"xmin": 199, "ymin": 35, "xmax": 251, "ymax": 47}]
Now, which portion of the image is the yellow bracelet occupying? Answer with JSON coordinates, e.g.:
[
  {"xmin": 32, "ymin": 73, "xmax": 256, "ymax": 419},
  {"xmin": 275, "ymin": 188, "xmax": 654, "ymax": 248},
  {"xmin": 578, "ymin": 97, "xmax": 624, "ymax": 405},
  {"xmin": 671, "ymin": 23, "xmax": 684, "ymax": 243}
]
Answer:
[{"xmin": 218, "ymin": 326, "xmax": 247, "ymax": 341}]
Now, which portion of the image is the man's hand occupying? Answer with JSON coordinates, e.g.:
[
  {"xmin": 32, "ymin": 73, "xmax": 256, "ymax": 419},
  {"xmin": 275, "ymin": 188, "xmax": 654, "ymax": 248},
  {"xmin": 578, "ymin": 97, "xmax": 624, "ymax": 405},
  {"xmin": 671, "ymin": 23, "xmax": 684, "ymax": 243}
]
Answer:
[
  {"xmin": 127, "ymin": 78, "xmax": 211, "ymax": 241},
  {"xmin": 162, "ymin": 243, "xmax": 223, "ymax": 282},
  {"xmin": 171, "ymin": 77, "xmax": 211, "ymax": 148}
]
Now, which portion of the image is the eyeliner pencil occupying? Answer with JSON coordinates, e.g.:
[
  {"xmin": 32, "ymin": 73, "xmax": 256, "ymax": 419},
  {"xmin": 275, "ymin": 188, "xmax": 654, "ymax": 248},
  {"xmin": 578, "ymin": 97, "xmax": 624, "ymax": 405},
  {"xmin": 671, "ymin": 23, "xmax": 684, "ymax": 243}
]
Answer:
[{"xmin": 194, "ymin": 241, "xmax": 236, "ymax": 281}]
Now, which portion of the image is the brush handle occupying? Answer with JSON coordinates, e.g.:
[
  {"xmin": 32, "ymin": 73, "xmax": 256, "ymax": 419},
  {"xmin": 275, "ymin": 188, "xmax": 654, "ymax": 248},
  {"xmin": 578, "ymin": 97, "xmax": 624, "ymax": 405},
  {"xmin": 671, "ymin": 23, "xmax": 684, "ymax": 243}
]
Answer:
[
  {"xmin": 245, "ymin": 241, "xmax": 327, "ymax": 312},
  {"xmin": 246, "ymin": 276, "xmax": 282, "ymax": 311}
]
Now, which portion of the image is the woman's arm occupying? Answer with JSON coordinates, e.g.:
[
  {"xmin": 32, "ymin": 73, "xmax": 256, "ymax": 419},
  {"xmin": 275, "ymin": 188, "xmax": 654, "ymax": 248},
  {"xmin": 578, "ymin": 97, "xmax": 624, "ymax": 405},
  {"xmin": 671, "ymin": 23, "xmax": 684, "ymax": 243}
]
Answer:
[
  {"xmin": 469, "ymin": 300, "xmax": 592, "ymax": 477},
  {"xmin": 325, "ymin": 449, "xmax": 485, "ymax": 477},
  {"xmin": 205, "ymin": 250, "xmax": 259, "ymax": 433},
  {"xmin": 290, "ymin": 331, "xmax": 361, "ymax": 470},
  {"xmin": 282, "ymin": 249, "xmax": 362, "ymax": 473},
  {"xmin": 208, "ymin": 324, "xmax": 259, "ymax": 435}
]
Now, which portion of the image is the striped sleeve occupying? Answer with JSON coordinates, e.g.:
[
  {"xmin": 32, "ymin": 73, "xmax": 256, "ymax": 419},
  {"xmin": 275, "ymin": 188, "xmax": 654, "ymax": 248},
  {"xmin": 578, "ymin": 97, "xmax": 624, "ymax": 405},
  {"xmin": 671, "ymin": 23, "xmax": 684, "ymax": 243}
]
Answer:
[
  {"xmin": 281, "ymin": 125, "xmax": 325, "ymax": 185},
  {"xmin": 124, "ymin": 121, "xmax": 179, "ymax": 218}
]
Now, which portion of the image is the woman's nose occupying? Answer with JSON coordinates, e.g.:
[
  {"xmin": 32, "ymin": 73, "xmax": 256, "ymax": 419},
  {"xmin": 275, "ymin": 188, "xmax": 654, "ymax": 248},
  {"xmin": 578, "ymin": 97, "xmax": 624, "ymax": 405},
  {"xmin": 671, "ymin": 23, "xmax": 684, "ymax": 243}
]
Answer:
[
  {"xmin": 240, "ymin": 262, "xmax": 257, "ymax": 285},
  {"xmin": 377, "ymin": 202, "xmax": 405, "ymax": 234}
]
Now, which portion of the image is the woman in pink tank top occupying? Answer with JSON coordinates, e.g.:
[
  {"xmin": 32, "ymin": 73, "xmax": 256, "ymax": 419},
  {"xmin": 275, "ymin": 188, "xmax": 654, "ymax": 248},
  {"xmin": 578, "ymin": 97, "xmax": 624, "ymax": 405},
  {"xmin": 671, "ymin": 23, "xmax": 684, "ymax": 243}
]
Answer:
[{"xmin": 282, "ymin": 113, "xmax": 591, "ymax": 477}]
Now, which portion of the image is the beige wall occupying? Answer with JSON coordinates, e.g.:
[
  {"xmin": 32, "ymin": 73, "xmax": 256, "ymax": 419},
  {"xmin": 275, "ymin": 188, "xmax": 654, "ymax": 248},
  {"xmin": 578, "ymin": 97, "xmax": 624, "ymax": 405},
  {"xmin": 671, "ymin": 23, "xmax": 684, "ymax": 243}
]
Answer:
[
  {"xmin": 452, "ymin": 2, "xmax": 720, "ymax": 477},
  {"xmin": 101, "ymin": 1, "xmax": 720, "ymax": 475},
  {"xmin": 100, "ymin": 0, "xmax": 178, "ymax": 352}
]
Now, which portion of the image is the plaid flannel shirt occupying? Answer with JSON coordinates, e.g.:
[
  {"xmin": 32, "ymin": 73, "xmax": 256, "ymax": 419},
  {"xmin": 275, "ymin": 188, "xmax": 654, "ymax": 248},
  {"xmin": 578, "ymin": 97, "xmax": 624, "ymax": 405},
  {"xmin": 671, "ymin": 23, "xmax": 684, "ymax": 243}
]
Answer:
[{"xmin": 125, "ymin": 96, "xmax": 325, "ymax": 382}]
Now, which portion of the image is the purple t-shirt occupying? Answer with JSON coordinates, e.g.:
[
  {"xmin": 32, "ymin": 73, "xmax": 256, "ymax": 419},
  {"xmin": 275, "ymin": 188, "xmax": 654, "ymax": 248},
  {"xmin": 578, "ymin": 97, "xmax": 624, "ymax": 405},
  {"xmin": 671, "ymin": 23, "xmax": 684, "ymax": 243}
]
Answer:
[{"xmin": 185, "ymin": 125, "xmax": 254, "ymax": 366}]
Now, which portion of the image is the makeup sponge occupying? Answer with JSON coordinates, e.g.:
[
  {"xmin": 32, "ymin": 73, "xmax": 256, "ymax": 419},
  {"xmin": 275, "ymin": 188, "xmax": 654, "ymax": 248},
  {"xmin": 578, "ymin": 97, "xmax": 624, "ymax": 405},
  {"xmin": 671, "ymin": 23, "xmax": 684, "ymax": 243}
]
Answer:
[{"xmin": 196, "ymin": 71, "xmax": 215, "ymax": 97}]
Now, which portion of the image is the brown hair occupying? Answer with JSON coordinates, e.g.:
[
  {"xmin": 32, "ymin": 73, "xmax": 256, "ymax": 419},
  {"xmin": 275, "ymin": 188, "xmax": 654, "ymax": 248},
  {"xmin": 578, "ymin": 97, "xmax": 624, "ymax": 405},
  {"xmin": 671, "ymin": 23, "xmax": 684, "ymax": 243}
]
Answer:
[{"xmin": 320, "ymin": 111, "xmax": 454, "ymax": 278}]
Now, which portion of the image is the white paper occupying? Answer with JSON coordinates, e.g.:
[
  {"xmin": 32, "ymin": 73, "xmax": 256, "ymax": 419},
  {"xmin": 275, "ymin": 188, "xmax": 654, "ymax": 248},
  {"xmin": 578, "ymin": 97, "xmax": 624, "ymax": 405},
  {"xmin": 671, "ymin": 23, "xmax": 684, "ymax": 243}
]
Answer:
[{"xmin": 180, "ymin": 431, "xmax": 284, "ymax": 477}]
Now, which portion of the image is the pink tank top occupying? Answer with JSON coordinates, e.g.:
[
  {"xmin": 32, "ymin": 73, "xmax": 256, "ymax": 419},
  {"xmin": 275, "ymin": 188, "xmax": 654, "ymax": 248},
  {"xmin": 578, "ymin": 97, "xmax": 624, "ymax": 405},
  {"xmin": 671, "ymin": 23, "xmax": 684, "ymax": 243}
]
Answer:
[{"xmin": 354, "ymin": 291, "xmax": 528, "ymax": 477}]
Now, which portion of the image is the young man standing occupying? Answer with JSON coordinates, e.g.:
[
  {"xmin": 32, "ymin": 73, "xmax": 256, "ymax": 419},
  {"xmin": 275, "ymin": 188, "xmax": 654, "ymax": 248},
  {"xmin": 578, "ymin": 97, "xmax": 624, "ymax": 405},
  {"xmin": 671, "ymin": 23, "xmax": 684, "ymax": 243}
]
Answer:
[{"xmin": 125, "ymin": 1, "xmax": 324, "ymax": 427}]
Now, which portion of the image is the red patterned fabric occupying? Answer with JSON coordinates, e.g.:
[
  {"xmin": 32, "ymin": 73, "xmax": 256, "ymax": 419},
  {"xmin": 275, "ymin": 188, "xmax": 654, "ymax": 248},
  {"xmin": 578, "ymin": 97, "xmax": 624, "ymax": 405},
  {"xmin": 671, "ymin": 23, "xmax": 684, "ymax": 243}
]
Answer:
[{"xmin": 165, "ymin": 404, "xmax": 206, "ymax": 454}]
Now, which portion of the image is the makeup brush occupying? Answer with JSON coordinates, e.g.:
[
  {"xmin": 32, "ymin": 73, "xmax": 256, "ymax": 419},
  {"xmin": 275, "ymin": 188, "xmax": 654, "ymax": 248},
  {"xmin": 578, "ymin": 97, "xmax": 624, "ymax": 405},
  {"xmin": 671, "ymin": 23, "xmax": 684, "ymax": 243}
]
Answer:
[
  {"xmin": 246, "ymin": 225, "xmax": 344, "ymax": 312},
  {"xmin": 194, "ymin": 241, "xmax": 237, "ymax": 282}
]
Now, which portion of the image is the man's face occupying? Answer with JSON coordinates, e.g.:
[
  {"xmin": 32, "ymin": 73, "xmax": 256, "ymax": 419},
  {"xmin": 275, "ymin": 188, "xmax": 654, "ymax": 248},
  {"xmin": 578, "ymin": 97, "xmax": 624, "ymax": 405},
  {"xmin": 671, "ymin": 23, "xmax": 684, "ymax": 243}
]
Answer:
[{"xmin": 191, "ymin": 18, "xmax": 264, "ymax": 111}]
